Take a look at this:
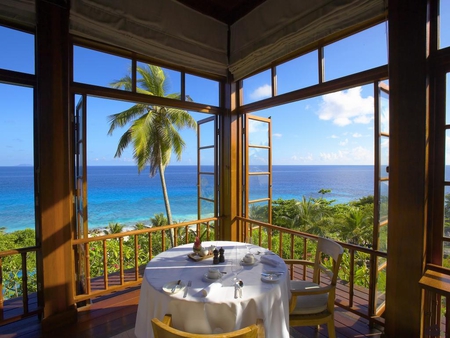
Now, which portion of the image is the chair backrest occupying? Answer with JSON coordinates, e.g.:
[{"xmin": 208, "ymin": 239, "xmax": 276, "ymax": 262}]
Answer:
[
  {"xmin": 312, "ymin": 237, "xmax": 344, "ymax": 287},
  {"xmin": 152, "ymin": 314, "xmax": 263, "ymax": 338}
]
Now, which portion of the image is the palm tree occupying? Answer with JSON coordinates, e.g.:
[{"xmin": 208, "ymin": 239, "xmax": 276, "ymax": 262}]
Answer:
[
  {"xmin": 103, "ymin": 222, "xmax": 124, "ymax": 235},
  {"xmin": 108, "ymin": 64, "xmax": 197, "ymax": 246}
]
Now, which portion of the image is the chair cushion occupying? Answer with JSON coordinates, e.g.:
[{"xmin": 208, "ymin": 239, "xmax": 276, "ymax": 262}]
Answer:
[{"xmin": 290, "ymin": 280, "xmax": 328, "ymax": 315}]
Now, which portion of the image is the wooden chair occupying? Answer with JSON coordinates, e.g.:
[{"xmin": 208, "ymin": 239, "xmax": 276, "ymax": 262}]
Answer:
[
  {"xmin": 151, "ymin": 314, "xmax": 265, "ymax": 338},
  {"xmin": 284, "ymin": 237, "xmax": 344, "ymax": 338}
]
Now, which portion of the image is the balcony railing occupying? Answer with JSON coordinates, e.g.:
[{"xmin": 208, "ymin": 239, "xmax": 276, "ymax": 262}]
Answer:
[
  {"xmin": 0, "ymin": 246, "xmax": 42, "ymax": 325},
  {"xmin": 1, "ymin": 216, "xmax": 389, "ymax": 330}
]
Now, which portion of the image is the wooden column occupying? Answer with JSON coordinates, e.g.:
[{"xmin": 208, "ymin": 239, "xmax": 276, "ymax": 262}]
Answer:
[
  {"xmin": 385, "ymin": 0, "xmax": 428, "ymax": 336},
  {"xmin": 35, "ymin": 0, "xmax": 76, "ymax": 330}
]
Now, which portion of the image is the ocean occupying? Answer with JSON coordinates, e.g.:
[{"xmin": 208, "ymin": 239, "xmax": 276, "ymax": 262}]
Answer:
[{"xmin": 0, "ymin": 165, "xmax": 374, "ymax": 233}]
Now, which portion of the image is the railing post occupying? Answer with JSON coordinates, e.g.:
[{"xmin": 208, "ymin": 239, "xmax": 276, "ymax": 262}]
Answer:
[{"xmin": 21, "ymin": 252, "xmax": 28, "ymax": 314}]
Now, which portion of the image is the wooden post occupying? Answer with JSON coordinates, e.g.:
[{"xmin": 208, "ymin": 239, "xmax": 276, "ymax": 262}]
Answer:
[
  {"xmin": 385, "ymin": 0, "xmax": 428, "ymax": 336},
  {"xmin": 35, "ymin": 0, "xmax": 76, "ymax": 330}
]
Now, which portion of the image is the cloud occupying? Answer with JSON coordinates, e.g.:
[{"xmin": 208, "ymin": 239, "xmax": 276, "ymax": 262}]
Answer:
[
  {"xmin": 273, "ymin": 133, "xmax": 282, "ymax": 138},
  {"xmin": 320, "ymin": 146, "xmax": 372, "ymax": 164},
  {"xmin": 352, "ymin": 133, "xmax": 362, "ymax": 138},
  {"xmin": 339, "ymin": 139, "xmax": 348, "ymax": 146},
  {"xmin": 291, "ymin": 153, "xmax": 313, "ymax": 162},
  {"xmin": 316, "ymin": 87, "xmax": 374, "ymax": 126},
  {"xmin": 330, "ymin": 134, "xmax": 339, "ymax": 139},
  {"xmin": 249, "ymin": 84, "xmax": 272, "ymax": 100}
]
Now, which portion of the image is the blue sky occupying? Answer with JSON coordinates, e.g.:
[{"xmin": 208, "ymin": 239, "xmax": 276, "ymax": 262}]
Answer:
[{"xmin": 1, "ymin": 7, "xmax": 450, "ymax": 167}]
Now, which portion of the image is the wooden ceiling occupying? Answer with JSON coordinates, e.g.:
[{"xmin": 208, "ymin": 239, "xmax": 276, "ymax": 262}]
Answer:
[{"xmin": 174, "ymin": 0, "xmax": 267, "ymax": 25}]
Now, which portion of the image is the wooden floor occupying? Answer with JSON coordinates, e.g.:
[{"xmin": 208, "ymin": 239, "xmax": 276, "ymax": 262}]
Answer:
[{"xmin": 0, "ymin": 286, "xmax": 384, "ymax": 338}]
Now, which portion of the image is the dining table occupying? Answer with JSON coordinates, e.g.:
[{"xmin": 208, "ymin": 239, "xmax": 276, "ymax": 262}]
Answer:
[{"xmin": 134, "ymin": 240, "xmax": 291, "ymax": 338}]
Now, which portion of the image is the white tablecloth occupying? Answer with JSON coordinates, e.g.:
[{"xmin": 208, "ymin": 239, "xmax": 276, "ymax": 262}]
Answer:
[{"xmin": 134, "ymin": 241, "xmax": 290, "ymax": 338}]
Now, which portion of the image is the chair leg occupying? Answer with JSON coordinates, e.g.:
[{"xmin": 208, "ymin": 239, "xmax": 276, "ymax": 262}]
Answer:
[{"xmin": 327, "ymin": 321, "xmax": 336, "ymax": 338}]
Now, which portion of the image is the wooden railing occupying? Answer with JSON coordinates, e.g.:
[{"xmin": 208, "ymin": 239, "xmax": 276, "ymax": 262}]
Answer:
[
  {"xmin": 71, "ymin": 217, "xmax": 218, "ymax": 303},
  {"xmin": 235, "ymin": 216, "xmax": 387, "ymax": 327},
  {"xmin": 0, "ymin": 246, "xmax": 42, "ymax": 325}
]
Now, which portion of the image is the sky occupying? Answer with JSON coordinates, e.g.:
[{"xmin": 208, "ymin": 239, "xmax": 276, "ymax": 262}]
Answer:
[{"xmin": 1, "ymin": 6, "xmax": 450, "ymax": 167}]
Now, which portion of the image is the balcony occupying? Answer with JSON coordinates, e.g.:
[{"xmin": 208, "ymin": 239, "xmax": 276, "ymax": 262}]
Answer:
[{"xmin": 0, "ymin": 217, "xmax": 391, "ymax": 337}]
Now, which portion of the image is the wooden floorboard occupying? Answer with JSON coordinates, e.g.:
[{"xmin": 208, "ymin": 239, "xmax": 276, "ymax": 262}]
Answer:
[{"xmin": 0, "ymin": 285, "xmax": 384, "ymax": 338}]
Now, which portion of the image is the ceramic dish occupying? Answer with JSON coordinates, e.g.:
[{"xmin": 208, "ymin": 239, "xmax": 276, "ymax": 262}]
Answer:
[
  {"xmin": 240, "ymin": 257, "xmax": 258, "ymax": 266},
  {"xmin": 163, "ymin": 280, "xmax": 186, "ymax": 294},
  {"xmin": 260, "ymin": 272, "xmax": 281, "ymax": 283},
  {"xmin": 202, "ymin": 273, "xmax": 222, "ymax": 283}
]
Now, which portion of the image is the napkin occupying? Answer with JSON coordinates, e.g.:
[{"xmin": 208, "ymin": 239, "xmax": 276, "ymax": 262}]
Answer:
[
  {"xmin": 260, "ymin": 254, "xmax": 280, "ymax": 267},
  {"xmin": 201, "ymin": 282, "xmax": 221, "ymax": 297}
]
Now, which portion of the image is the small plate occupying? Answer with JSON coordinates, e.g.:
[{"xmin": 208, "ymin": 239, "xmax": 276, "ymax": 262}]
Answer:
[
  {"xmin": 240, "ymin": 257, "xmax": 258, "ymax": 266},
  {"xmin": 163, "ymin": 281, "xmax": 186, "ymax": 294},
  {"xmin": 203, "ymin": 273, "xmax": 222, "ymax": 283},
  {"xmin": 261, "ymin": 272, "xmax": 281, "ymax": 283}
]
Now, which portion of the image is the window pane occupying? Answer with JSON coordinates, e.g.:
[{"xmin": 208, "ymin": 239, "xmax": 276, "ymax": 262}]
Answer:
[
  {"xmin": 276, "ymin": 51, "xmax": 318, "ymax": 95},
  {"xmin": 0, "ymin": 25, "xmax": 34, "ymax": 74},
  {"xmin": 446, "ymin": 129, "xmax": 450, "ymax": 181},
  {"xmin": 324, "ymin": 23, "xmax": 388, "ymax": 81},
  {"xmin": 380, "ymin": 136, "xmax": 389, "ymax": 179},
  {"xmin": 380, "ymin": 82, "xmax": 390, "ymax": 133},
  {"xmin": 249, "ymin": 174, "xmax": 269, "ymax": 201},
  {"xmin": 248, "ymin": 201, "xmax": 269, "ymax": 222},
  {"xmin": 200, "ymin": 148, "xmax": 215, "ymax": 172},
  {"xmin": 446, "ymin": 73, "xmax": 450, "ymax": 124},
  {"xmin": 186, "ymin": 74, "xmax": 219, "ymax": 106},
  {"xmin": 249, "ymin": 148, "xmax": 269, "ymax": 171},
  {"xmin": 137, "ymin": 63, "xmax": 181, "ymax": 99},
  {"xmin": 440, "ymin": 0, "xmax": 450, "ymax": 49},
  {"xmin": 248, "ymin": 119, "xmax": 269, "ymax": 146},
  {"xmin": 74, "ymin": 46, "xmax": 131, "ymax": 89},
  {"xmin": 380, "ymin": 181, "xmax": 389, "ymax": 224},
  {"xmin": 444, "ymin": 241, "xmax": 450, "ymax": 268},
  {"xmin": 243, "ymin": 69, "xmax": 272, "ymax": 104},
  {"xmin": 199, "ymin": 174, "xmax": 214, "ymax": 199},
  {"xmin": 199, "ymin": 119, "xmax": 215, "ymax": 148},
  {"xmin": 444, "ymin": 186, "xmax": 450, "ymax": 238},
  {"xmin": 0, "ymin": 84, "xmax": 35, "ymax": 237}
]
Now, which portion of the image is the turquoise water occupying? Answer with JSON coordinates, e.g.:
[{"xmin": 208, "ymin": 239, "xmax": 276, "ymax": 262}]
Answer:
[{"xmin": 0, "ymin": 165, "xmax": 374, "ymax": 233}]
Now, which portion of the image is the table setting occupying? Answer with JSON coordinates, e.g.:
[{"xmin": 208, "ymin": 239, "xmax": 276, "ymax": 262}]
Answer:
[{"xmin": 134, "ymin": 240, "xmax": 291, "ymax": 338}]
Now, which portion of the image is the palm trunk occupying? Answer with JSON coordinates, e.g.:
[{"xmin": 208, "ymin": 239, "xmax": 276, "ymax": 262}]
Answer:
[{"xmin": 158, "ymin": 162, "xmax": 174, "ymax": 247}]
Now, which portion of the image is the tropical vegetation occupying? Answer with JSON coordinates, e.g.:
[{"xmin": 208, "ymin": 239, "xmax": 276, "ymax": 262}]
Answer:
[{"xmin": 107, "ymin": 64, "xmax": 197, "ymax": 245}]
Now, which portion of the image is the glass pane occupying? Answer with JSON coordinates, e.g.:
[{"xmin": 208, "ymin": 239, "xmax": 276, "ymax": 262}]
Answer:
[
  {"xmin": 379, "ymin": 82, "xmax": 389, "ymax": 133},
  {"xmin": 248, "ymin": 201, "xmax": 269, "ymax": 222},
  {"xmin": 137, "ymin": 62, "xmax": 181, "ymax": 99},
  {"xmin": 200, "ymin": 199, "xmax": 214, "ymax": 219},
  {"xmin": 276, "ymin": 51, "xmax": 318, "ymax": 95},
  {"xmin": 249, "ymin": 148, "xmax": 269, "ymax": 171},
  {"xmin": 440, "ymin": 0, "xmax": 450, "ymax": 49},
  {"xmin": 243, "ymin": 69, "xmax": 272, "ymax": 104},
  {"xmin": 200, "ymin": 148, "xmax": 215, "ymax": 172},
  {"xmin": 375, "ymin": 257, "xmax": 387, "ymax": 308},
  {"xmin": 444, "ymin": 186, "xmax": 450, "ymax": 238},
  {"xmin": 324, "ymin": 23, "xmax": 388, "ymax": 81},
  {"xmin": 444, "ymin": 241, "xmax": 450, "ymax": 268},
  {"xmin": 380, "ymin": 180, "xmax": 389, "ymax": 223},
  {"xmin": 0, "ymin": 84, "xmax": 35, "ymax": 238},
  {"xmin": 446, "ymin": 73, "xmax": 450, "ymax": 125},
  {"xmin": 0, "ymin": 25, "xmax": 34, "ymax": 74},
  {"xmin": 186, "ymin": 74, "xmax": 219, "ymax": 106},
  {"xmin": 199, "ymin": 174, "xmax": 214, "ymax": 199},
  {"xmin": 199, "ymin": 119, "xmax": 215, "ymax": 148},
  {"xmin": 74, "ymin": 46, "xmax": 131, "ymax": 89},
  {"xmin": 248, "ymin": 119, "xmax": 269, "ymax": 146},
  {"xmin": 446, "ymin": 129, "xmax": 450, "ymax": 181},
  {"xmin": 249, "ymin": 174, "xmax": 269, "ymax": 201},
  {"xmin": 379, "ymin": 223, "xmax": 388, "ymax": 253},
  {"xmin": 380, "ymin": 136, "xmax": 389, "ymax": 179}
]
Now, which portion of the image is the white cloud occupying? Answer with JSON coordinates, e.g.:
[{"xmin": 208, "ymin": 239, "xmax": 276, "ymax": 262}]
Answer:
[
  {"xmin": 352, "ymin": 133, "xmax": 362, "ymax": 138},
  {"xmin": 319, "ymin": 146, "xmax": 372, "ymax": 164},
  {"xmin": 330, "ymin": 134, "xmax": 339, "ymax": 139},
  {"xmin": 249, "ymin": 84, "xmax": 272, "ymax": 100},
  {"xmin": 291, "ymin": 153, "xmax": 314, "ymax": 162},
  {"xmin": 273, "ymin": 133, "xmax": 282, "ymax": 138},
  {"xmin": 316, "ymin": 87, "xmax": 374, "ymax": 126},
  {"xmin": 339, "ymin": 139, "xmax": 349, "ymax": 146}
]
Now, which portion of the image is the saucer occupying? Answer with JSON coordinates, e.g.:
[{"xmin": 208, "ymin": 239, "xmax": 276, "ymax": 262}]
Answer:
[
  {"xmin": 163, "ymin": 280, "xmax": 186, "ymax": 294},
  {"xmin": 203, "ymin": 273, "xmax": 222, "ymax": 283}
]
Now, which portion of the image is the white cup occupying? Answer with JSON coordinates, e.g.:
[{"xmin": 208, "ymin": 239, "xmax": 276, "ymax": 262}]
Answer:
[
  {"xmin": 243, "ymin": 253, "xmax": 255, "ymax": 264},
  {"xmin": 207, "ymin": 268, "xmax": 221, "ymax": 279}
]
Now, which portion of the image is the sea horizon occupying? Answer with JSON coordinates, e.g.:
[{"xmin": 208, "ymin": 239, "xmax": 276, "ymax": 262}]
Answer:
[{"xmin": 0, "ymin": 164, "xmax": 376, "ymax": 233}]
